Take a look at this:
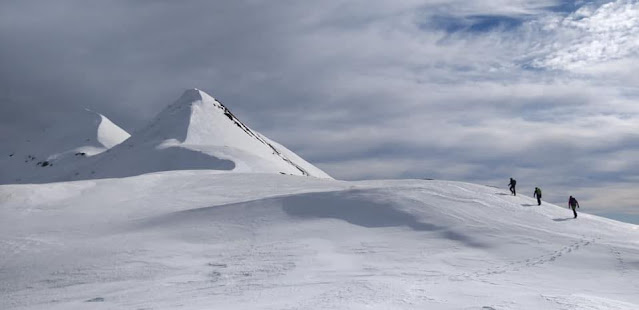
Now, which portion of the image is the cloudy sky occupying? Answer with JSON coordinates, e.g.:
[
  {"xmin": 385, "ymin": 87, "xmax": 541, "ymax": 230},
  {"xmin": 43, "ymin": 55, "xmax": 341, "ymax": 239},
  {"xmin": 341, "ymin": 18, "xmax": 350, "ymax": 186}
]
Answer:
[{"xmin": 1, "ymin": 0, "xmax": 638, "ymax": 214}]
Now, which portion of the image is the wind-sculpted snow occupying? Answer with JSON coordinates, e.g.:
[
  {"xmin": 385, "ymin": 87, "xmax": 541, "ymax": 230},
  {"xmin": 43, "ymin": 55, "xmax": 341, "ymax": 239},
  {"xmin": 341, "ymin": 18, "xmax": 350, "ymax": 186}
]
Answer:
[
  {"xmin": 142, "ymin": 189, "xmax": 486, "ymax": 249},
  {"xmin": 1, "ymin": 172, "xmax": 637, "ymax": 309},
  {"xmin": 281, "ymin": 191, "xmax": 487, "ymax": 248}
]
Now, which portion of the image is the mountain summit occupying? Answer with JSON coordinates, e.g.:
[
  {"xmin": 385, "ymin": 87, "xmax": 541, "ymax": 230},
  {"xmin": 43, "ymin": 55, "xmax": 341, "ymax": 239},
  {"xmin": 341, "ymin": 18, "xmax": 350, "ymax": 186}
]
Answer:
[{"xmin": 62, "ymin": 89, "xmax": 331, "ymax": 181}]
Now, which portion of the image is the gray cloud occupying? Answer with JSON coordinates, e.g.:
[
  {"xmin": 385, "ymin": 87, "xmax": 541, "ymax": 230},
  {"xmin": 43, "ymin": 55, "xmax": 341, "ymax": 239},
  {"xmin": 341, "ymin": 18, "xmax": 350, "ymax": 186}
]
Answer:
[{"xmin": 1, "ymin": 0, "xmax": 638, "ymax": 213}]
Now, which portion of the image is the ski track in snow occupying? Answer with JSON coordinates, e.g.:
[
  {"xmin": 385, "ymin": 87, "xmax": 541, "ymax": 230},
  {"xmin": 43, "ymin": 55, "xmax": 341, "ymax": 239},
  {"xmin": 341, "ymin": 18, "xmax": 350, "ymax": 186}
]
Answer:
[{"xmin": 452, "ymin": 236, "xmax": 597, "ymax": 282}]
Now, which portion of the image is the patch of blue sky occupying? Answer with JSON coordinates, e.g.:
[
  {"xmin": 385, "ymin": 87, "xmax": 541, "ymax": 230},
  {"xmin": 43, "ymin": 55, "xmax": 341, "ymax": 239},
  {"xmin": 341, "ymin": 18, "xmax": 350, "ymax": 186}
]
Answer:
[
  {"xmin": 423, "ymin": 1, "xmax": 604, "ymax": 35},
  {"xmin": 468, "ymin": 15, "xmax": 525, "ymax": 32},
  {"xmin": 544, "ymin": 0, "xmax": 584, "ymax": 12},
  {"xmin": 424, "ymin": 14, "xmax": 527, "ymax": 34},
  {"xmin": 519, "ymin": 62, "xmax": 551, "ymax": 72},
  {"xmin": 543, "ymin": 0, "xmax": 608, "ymax": 13}
]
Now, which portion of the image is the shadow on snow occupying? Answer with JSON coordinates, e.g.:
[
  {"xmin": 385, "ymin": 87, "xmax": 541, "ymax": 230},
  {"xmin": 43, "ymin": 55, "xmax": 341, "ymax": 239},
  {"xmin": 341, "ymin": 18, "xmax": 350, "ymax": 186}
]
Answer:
[
  {"xmin": 141, "ymin": 189, "xmax": 487, "ymax": 248},
  {"xmin": 553, "ymin": 218, "xmax": 575, "ymax": 222}
]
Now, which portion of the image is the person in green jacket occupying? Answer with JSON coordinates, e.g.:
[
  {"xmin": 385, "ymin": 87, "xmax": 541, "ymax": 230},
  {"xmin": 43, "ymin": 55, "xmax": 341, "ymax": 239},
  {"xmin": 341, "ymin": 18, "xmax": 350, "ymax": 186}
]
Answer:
[{"xmin": 533, "ymin": 187, "xmax": 542, "ymax": 206}]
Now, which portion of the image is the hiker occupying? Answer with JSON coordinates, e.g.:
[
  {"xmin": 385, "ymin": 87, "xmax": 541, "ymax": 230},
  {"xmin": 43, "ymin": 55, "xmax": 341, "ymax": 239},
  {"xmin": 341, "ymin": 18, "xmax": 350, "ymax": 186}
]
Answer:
[
  {"xmin": 534, "ymin": 187, "xmax": 542, "ymax": 205},
  {"xmin": 508, "ymin": 178, "xmax": 517, "ymax": 196},
  {"xmin": 568, "ymin": 196, "xmax": 580, "ymax": 218}
]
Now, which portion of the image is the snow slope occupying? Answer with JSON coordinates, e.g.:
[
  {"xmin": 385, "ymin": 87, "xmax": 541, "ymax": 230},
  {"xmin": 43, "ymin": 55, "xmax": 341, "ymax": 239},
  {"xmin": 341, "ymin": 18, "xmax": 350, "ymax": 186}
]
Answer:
[
  {"xmin": 1, "ymin": 172, "xmax": 637, "ymax": 309},
  {"xmin": 0, "ymin": 110, "xmax": 130, "ymax": 184},
  {"xmin": 59, "ymin": 89, "xmax": 331, "ymax": 182}
]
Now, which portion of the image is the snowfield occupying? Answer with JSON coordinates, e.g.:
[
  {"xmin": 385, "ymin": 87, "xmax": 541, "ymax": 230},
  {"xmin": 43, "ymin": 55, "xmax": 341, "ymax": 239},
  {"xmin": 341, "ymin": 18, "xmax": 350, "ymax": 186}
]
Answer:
[{"xmin": 1, "ymin": 172, "xmax": 638, "ymax": 309}]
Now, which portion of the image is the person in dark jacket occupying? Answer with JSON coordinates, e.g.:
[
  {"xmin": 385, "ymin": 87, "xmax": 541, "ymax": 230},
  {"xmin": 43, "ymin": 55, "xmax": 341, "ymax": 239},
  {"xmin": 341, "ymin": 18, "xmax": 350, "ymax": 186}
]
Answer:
[
  {"xmin": 534, "ymin": 187, "xmax": 542, "ymax": 206},
  {"xmin": 568, "ymin": 196, "xmax": 580, "ymax": 218},
  {"xmin": 508, "ymin": 178, "xmax": 517, "ymax": 196}
]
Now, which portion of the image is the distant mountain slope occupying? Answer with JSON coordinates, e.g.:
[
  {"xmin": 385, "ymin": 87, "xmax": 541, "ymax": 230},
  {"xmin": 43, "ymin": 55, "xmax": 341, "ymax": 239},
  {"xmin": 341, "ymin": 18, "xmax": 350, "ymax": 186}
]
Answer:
[
  {"xmin": 62, "ymin": 89, "xmax": 332, "ymax": 181},
  {"xmin": 0, "ymin": 109, "xmax": 130, "ymax": 184}
]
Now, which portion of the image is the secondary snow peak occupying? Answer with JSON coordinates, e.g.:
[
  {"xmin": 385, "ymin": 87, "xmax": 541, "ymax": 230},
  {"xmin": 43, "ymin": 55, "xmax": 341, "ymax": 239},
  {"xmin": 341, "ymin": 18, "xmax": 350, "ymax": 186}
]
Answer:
[{"xmin": 0, "ymin": 109, "xmax": 130, "ymax": 184}]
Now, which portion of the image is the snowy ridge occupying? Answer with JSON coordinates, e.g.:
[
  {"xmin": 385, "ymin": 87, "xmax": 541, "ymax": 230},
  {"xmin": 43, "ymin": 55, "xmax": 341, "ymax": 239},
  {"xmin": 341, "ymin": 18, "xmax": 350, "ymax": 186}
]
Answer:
[
  {"xmin": 219, "ymin": 105, "xmax": 310, "ymax": 176},
  {"xmin": 259, "ymin": 133, "xmax": 332, "ymax": 179},
  {"xmin": 184, "ymin": 89, "xmax": 312, "ymax": 176},
  {"xmin": 1, "ymin": 172, "xmax": 637, "ymax": 309}
]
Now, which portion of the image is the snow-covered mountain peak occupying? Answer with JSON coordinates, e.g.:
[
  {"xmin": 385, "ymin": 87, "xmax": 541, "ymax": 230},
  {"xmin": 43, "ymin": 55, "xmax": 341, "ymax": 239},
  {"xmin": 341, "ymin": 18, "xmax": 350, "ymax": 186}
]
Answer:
[
  {"xmin": 89, "ymin": 110, "xmax": 132, "ymax": 150},
  {"xmin": 137, "ymin": 88, "xmax": 330, "ymax": 177},
  {"xmin": 137, "ymin": 89, "xmax": 256, "ymax": 145},
  {"xmin": 1, "ymin": 88, "xmax": 330, "ymax": 183},
  {"xmin": 54, "ymin": 89, "xmax": 332, "ymax": 181},
  {"xmin": 178, "ymin": 87, "xmax": 205, "ymax": 101},
  {"xmin": 168, "ymin": 89, "xmax": 233, "ymax": 116},
  {"xmin": 171, "ymin": 88, "xmax": 214, "ymax": 108}
]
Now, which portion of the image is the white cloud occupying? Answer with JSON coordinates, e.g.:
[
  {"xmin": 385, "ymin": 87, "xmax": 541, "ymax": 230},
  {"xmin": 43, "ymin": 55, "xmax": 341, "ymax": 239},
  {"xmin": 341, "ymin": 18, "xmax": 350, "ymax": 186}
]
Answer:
[{"xmin": 530, "ymin": 0, "xmax": 639, "ymax": 70}]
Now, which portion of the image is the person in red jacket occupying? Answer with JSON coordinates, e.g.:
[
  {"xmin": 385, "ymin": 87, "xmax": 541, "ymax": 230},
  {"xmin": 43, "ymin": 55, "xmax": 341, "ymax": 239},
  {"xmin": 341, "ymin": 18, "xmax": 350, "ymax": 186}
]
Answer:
[{"xmin": 568, "ymin": 196, "xmax": 580, "ymax": 218}]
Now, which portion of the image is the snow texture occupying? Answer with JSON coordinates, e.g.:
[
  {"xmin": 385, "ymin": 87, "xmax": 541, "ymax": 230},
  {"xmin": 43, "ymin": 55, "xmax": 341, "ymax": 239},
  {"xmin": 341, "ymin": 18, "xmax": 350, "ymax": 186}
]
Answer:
[{"xmin": 1, "ymin": 172, "xmax": 638, "ymax": 309}]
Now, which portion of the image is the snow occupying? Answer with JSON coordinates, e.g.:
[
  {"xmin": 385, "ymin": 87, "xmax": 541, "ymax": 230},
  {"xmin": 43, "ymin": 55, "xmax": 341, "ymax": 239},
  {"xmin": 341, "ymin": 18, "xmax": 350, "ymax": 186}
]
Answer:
[
  {"xmin": 1, "ymin": 172, "xmax": 637, "ymax": 309},
  {"xmin": 0, "ymin": 89, "xmax": 331, "ymax": 184},
  {"xmin": 259, "ymin": 133, "xmax": 332, "ymax": 179},
  {"xmin": 95, "ymin": 113, "xmax": 131, "ymax": 149},
  {"xmin": 1, "ymin": 89, "xmax": 636, "ymax": 309},
  {"xmin": 59, "ymin": 89, "xmax": 332, "ymax": 182},
  {"xmin": 0, "ymin": 110, "xmax": 130, "ymax": 184}
]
